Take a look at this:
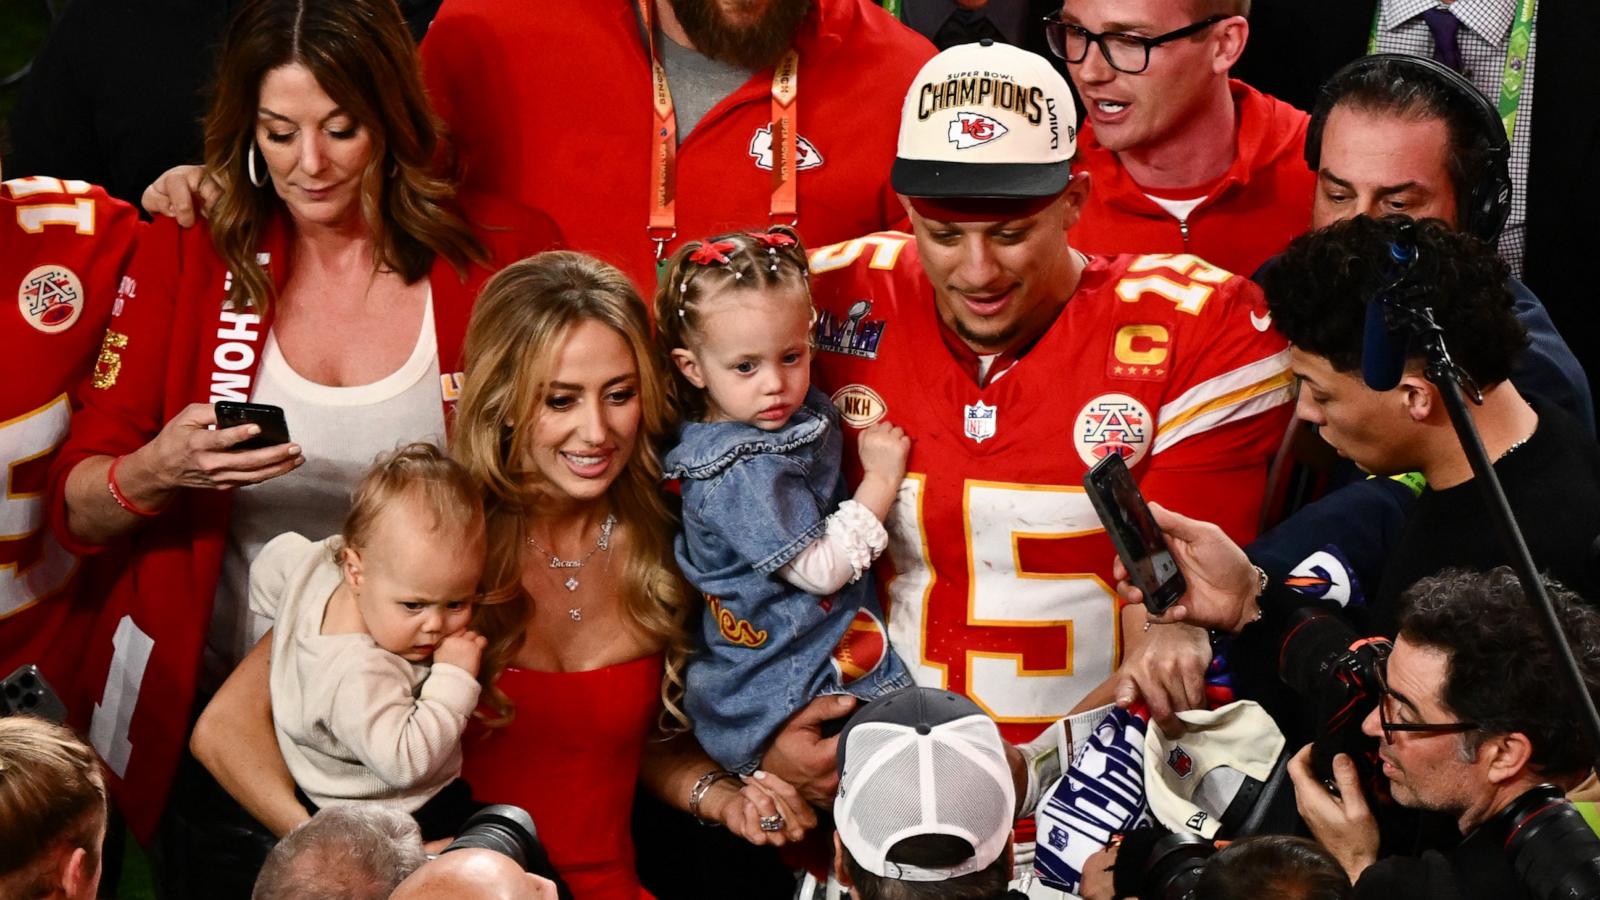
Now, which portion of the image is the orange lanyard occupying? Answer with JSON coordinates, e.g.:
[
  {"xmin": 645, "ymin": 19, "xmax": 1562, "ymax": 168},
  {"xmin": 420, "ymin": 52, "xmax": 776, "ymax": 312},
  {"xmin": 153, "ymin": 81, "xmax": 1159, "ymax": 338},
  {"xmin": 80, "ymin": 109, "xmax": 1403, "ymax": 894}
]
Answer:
[{"xmin": 641, "ymin": 0, "xmax": 799, "ymax": 268}]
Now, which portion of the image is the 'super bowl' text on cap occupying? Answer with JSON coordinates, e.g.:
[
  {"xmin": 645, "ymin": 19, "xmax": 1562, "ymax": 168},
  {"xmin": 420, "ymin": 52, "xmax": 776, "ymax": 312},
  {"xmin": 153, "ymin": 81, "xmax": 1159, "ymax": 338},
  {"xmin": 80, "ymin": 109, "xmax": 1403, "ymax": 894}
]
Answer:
[{"xmin": 892, "ymin": 39, "xmax": 1079, "ymax": 201}]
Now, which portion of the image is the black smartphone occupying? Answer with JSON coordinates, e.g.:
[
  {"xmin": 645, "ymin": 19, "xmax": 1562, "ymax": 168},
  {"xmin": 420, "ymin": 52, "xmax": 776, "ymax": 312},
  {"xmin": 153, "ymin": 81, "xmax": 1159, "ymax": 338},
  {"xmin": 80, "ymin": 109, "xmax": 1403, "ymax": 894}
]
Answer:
[
  {"xmin": 1, "ymin": 664, "xmax": 69, "ymax": 723},
  {"xmin": 214, "ymin": 401, "xmax": 291, "ymax": 450},
  {"xmin": 1083, "ymin": 454, "xmax": 1187, "ymax": 614}
]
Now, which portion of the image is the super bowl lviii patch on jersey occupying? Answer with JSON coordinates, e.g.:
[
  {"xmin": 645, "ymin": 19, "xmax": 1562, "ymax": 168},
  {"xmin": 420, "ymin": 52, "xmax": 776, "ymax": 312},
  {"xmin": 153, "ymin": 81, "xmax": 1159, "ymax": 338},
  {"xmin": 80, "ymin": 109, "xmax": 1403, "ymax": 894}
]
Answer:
[
  {"xmin": 816, "ymin": 299, "xmax": 886, "ymax": 359},
  {"xmin": 18, "ymin": 264, "xmax": 83, "ymax": 334}
]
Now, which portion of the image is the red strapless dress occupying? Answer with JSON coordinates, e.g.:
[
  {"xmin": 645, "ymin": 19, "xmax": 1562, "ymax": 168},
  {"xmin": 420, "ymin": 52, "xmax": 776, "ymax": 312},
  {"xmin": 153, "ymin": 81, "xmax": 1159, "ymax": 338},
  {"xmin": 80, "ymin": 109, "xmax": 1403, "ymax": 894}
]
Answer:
[{"xmin": 463, "ymin": 653, "xmax": 662, "ymax": 900}]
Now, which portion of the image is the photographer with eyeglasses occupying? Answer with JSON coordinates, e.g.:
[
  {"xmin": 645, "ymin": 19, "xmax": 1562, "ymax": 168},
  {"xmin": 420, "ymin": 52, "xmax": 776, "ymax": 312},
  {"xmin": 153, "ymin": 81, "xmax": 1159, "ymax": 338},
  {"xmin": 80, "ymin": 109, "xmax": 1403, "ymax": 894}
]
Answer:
[
  {"xmin": 1124, "ymin": 531, "xmax": 1600, "ymax": 898},
  {"xmin": 1284, "ymin": 567, "xmax": 1600, "ymax": 899}
]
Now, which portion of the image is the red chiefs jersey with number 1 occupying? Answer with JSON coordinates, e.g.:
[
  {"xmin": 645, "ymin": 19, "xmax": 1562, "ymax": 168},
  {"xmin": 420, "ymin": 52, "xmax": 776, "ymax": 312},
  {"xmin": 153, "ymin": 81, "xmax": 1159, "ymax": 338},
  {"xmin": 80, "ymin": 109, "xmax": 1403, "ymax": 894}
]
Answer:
[
  {"xmin": 808, "ymin": 233, "xmax": 1293, "ymax": 742},
  {"xmin": 0, "ymin": 176, "xmax": 140, "ymax": 719}
]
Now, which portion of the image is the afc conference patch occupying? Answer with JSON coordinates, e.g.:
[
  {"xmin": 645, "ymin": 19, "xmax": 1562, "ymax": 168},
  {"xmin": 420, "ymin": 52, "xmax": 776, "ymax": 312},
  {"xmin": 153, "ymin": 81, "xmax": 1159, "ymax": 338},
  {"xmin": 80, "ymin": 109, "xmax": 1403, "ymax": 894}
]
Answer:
[
  {"xmin": 1074, "ymin": 393, "xmax": 1151, "ymax": 467},
  {"xmin": 19, "ymin": 264, "xmax": 84, "ymax": 334}
]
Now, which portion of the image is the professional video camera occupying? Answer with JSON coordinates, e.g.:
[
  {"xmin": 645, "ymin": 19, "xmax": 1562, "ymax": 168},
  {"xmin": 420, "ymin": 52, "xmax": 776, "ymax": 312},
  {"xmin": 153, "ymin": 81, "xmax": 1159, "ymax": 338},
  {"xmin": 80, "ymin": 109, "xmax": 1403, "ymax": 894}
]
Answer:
[{"xmin": 441, "ymin": 804, "xmax": 573, "ymax": 900}]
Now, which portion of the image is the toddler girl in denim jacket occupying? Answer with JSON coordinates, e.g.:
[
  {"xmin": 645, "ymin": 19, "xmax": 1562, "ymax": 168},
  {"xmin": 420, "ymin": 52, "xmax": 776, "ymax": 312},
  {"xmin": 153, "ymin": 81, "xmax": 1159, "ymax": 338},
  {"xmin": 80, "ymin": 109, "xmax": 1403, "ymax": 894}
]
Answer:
[{"xmin": 657, "ymin": 227, "xmax": 914, "ymax": 774}]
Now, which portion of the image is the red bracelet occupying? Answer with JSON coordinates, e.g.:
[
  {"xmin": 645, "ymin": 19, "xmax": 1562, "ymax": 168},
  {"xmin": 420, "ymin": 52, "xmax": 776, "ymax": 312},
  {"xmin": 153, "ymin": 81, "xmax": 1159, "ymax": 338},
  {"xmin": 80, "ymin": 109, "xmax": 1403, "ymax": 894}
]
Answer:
[{"xmin": 107, "ymin": 455, "xmax": 163, "ymax": 518}]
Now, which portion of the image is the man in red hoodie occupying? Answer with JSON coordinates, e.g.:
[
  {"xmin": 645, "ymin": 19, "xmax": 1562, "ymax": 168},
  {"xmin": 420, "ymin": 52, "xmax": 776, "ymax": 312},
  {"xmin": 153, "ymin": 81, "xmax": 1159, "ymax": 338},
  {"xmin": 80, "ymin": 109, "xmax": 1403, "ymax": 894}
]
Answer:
[{"xmin": 1047, "ymin": 0, "xmax": 1313, "ymax": 276}]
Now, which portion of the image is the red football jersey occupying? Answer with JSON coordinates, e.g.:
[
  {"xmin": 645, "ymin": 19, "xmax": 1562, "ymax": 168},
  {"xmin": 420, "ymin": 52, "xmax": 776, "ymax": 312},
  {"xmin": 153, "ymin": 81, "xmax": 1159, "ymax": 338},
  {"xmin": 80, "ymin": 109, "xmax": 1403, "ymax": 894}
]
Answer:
[
  {"xmin": 0, "ymin": 176, "xmax": 140, "ymax": 720},
  {"xmin": 809, "ymin": 233, "xmax": 1293, "ymax": 742}
]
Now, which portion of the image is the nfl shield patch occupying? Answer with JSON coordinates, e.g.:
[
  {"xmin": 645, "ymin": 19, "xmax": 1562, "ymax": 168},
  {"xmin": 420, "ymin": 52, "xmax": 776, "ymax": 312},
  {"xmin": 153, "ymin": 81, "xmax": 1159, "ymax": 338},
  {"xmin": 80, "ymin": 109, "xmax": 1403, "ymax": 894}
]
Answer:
[
  {"xmin": 964, "ymin": 400, "xmax": 996, "ymax": 443},
  {"xmin": 1167, "ymin": 746, "xmax": 1194, "ymax": 778}
]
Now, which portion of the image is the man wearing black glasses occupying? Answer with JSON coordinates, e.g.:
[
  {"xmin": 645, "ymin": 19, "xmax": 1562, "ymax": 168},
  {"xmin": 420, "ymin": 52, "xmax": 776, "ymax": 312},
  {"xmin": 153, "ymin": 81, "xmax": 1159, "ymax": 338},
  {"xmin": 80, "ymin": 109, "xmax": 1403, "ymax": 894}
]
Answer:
[
  {"xmin": 1043, "ymin": 0, "xmax": 1314, "ymax": 278},
  {"xmin": 1284, "ymin": 568, "xmax": 1600, "ymax": 897}
]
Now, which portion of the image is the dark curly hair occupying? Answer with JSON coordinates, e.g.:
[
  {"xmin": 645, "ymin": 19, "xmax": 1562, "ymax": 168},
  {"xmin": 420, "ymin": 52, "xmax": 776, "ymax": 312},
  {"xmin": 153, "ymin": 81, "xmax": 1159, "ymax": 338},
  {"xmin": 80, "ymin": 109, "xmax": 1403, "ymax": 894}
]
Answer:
[
  {"xmin": 1398, "ymin": 568, "xmax": 1600, "ymax": 779},
  {"xmin": 1262, "ymin": 215, "xmax": 1525, "ymax": 387}
]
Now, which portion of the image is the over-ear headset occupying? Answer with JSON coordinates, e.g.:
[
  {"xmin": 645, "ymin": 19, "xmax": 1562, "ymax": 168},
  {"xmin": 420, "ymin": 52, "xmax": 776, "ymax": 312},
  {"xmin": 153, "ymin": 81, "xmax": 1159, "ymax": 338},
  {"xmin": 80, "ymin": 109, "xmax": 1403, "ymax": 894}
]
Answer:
[{"xmin": 1304, "ymin": 53, "xmax": 1513, "ymax": 243}]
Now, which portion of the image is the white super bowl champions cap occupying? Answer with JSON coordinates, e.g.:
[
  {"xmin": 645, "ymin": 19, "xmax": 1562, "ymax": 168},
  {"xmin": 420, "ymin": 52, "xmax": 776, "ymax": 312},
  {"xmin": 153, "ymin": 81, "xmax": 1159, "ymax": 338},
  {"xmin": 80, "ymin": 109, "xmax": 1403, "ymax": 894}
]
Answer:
[{"xmin": 891, "ymin": 39, "xmax": 1079, "ymax": 201}]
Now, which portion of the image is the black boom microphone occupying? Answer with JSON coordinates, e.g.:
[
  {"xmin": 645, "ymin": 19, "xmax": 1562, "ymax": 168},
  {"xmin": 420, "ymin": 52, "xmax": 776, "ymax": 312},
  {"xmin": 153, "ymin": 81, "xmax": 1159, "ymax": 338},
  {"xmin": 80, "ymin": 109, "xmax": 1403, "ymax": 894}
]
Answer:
[{"xmin": 1361, "ymin": 239, "xmax": 1418, "ymax": 391}]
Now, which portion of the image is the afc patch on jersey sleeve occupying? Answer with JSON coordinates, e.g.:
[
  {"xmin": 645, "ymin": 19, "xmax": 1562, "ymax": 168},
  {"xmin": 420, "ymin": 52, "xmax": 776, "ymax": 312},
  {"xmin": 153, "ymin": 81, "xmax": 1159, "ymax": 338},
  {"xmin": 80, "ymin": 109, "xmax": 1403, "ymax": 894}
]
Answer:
[
  {"xmin": 1073, "ymin": 393, "xmax": 1152, "ymax": 467},
  {"xmin": 18, "ymin": 264, "xmax": 84, "ymax": 334}
]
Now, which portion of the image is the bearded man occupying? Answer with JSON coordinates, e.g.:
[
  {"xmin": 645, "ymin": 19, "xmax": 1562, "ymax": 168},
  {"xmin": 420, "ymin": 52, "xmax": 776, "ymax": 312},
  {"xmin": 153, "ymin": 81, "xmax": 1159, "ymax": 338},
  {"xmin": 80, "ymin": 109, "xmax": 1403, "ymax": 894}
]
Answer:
[{"xmin": 419, "ymin": 0, "xmax": 936, "ymax": 292}]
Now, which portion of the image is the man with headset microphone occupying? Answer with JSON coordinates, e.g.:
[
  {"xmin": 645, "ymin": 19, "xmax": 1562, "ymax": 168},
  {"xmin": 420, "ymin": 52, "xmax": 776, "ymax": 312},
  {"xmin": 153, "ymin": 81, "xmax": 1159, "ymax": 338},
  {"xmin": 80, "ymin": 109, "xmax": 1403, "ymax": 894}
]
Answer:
[{"xmin": 1298, "ymin": 53, "xmax": 1590, "ymax": 431}]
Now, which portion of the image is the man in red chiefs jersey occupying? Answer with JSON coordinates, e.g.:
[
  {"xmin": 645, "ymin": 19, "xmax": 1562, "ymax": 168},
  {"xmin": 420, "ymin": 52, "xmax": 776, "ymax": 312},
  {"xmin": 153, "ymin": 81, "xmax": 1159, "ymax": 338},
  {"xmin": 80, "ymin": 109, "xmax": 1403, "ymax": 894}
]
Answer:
[
  {"xmin": 0, "ymin": 169, "xmax": 140, "ymax": 722},
  {"xmin": 778, "ymin": 41, "xmax": 1293, "ymax": 795}
]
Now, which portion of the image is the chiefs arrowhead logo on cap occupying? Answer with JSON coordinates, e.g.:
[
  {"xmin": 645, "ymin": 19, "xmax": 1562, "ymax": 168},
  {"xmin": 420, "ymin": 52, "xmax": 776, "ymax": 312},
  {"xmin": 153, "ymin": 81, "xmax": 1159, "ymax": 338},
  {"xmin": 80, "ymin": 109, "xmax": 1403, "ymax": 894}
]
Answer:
[{"xmin": 948, "ymin": 112, "xmax": 1009, "ymax": 149}]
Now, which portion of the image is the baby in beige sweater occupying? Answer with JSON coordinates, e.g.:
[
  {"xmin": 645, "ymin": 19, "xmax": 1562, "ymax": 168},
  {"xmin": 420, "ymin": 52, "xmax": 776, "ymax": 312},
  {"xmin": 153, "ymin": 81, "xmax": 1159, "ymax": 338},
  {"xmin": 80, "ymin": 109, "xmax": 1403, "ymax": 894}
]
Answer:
[{"xmin": 251, "ymin": 443, "xmax": 488, "ymax": 839}]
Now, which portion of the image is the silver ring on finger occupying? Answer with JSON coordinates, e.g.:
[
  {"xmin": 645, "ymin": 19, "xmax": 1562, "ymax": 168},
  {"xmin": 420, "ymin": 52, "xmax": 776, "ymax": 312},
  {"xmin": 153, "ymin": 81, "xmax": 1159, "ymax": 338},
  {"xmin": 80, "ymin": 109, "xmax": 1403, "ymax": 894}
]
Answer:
[{"xmin": 758, "ymin": 814, "xmax": 785, "ymax": 833}]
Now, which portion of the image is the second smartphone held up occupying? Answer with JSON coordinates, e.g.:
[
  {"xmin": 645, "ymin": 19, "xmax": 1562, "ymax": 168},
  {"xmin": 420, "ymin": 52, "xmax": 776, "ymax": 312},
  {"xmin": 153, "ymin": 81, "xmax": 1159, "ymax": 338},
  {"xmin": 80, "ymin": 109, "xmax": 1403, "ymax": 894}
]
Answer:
[{"xmin": 1083, "ymin": 453, "xmax": 1187, "ymax": 615}]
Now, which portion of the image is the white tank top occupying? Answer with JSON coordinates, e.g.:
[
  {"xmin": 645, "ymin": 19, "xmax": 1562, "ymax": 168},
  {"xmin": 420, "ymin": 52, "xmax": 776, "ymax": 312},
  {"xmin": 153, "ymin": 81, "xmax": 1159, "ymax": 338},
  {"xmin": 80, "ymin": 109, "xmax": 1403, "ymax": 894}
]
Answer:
[{"xmin": 207, "ymin": 292, "xmax": 447, "ymax": 682}]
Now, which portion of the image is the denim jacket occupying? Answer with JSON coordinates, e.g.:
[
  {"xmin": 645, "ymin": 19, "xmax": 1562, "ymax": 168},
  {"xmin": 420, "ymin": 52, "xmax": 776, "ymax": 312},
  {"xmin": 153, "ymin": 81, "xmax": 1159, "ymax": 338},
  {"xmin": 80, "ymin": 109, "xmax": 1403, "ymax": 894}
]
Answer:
[{"xmin": 664, "ymin": 387, "xmax": 909, "ymax": 772}]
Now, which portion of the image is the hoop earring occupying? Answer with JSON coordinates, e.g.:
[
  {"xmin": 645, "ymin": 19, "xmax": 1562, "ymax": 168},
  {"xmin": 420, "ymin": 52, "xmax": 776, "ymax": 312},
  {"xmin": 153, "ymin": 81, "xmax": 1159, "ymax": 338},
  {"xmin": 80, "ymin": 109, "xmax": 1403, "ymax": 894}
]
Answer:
[{"xmin": 247, "ymin": 143, "xmax": 268, "ymax": 188}]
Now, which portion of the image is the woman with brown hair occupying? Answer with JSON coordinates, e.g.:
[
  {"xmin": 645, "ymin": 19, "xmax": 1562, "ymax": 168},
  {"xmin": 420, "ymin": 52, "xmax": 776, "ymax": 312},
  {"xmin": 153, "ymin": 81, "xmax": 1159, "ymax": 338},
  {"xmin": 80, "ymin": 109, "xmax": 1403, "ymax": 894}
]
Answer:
[
  {"xmin": 195, "ymin": 252, "xmax": 816, "ymax": 898},
  {"xmin": 46, "ymin": 0, "xmax": 555, "ymax": 890}
]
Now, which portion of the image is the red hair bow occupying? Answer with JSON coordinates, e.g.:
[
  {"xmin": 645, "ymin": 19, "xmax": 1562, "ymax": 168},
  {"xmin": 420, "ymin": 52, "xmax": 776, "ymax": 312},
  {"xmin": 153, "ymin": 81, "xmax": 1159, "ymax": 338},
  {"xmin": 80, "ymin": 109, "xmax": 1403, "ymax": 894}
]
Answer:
[
  {"xmin": 750, "ymin": 232, "xmax": 797, "ymax": 249},
  {"xmin": 689, "ymin": 241, "xmax": 738, "ymax": 266}
]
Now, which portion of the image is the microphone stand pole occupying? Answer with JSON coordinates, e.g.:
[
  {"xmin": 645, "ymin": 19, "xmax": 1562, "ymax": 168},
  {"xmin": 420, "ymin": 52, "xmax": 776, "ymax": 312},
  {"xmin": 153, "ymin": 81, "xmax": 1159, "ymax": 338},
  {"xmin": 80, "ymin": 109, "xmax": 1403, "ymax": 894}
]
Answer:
[{"xmin": 1383, "ymin": 292, "xmax": 1600, "ymax": 772}]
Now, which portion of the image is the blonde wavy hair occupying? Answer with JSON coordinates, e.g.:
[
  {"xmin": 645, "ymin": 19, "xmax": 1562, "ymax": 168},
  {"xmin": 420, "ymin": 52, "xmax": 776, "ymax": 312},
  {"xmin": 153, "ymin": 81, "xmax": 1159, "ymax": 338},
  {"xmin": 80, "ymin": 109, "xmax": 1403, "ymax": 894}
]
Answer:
[{"xmin": 453, "ymin": 252, "xmax": 692, "ymax": 731}]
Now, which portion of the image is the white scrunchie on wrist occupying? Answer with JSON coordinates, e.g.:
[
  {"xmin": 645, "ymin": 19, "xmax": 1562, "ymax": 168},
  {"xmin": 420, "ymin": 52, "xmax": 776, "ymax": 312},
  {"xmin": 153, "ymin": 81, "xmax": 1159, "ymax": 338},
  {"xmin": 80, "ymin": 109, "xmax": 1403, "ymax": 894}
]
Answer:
[{"xmin": 826, "ymin": 500, "xmax": 889, "ymax": 583}]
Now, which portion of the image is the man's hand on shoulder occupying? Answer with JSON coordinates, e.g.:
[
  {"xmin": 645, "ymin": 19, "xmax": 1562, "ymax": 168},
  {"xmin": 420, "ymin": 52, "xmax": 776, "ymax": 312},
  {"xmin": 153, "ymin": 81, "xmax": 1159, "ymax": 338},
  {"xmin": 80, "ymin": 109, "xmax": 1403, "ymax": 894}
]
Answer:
[{"xmin": 141, "ymin": 164, "xmax": 218, "ymax": 227}]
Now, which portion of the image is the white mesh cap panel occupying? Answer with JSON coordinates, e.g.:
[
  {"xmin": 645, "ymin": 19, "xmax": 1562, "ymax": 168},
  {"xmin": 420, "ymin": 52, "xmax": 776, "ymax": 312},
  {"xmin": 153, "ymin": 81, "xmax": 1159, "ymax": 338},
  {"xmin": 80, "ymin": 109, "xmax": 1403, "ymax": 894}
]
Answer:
[{"xmin": 836, "ymin": 713, "xmax": 1015, "ymax": 882}]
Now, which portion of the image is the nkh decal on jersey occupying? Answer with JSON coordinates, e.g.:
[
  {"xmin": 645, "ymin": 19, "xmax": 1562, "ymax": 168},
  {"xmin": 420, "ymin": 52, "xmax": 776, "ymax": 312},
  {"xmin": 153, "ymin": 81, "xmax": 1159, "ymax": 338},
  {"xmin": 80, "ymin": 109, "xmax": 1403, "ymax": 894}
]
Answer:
[
  {"xmin": 749, "ymin": 126, "xmax": 823, "ymax": 171},
  {"xmin": 831, "ymin": 384, "xmax": 887, "ymax": 428},
  {"xmin": 18, "ymin": 264, "xmax": 84, "ymax": 333}
]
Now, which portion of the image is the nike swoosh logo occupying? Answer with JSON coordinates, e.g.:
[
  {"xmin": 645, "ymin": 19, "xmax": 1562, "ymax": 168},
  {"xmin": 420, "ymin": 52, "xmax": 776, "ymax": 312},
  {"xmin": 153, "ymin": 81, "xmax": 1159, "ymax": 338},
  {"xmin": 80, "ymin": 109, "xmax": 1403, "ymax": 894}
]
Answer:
[{"xmin": 1250, "ymin": 310, "xmax": 1273, "ymax": 332}]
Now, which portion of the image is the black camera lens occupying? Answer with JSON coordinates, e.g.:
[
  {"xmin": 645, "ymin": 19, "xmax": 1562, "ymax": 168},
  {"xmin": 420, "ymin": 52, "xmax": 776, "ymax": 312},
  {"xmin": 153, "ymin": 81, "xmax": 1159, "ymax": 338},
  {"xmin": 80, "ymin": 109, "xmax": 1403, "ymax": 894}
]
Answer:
[
  {"xmin": 1505, "ymin": 798, "xmax": 1600, "ymax": 900},
  {"xmin": 1114, "ymin": 827, "xmax": 1216, "ymax": 900},
  {"xmin": 1142, "ymin": 832, "xmax": 1215, "ymax": 900},
  {"xmin": 442, "ymin": 804, "xmax": 571, "ymax": 900}
]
